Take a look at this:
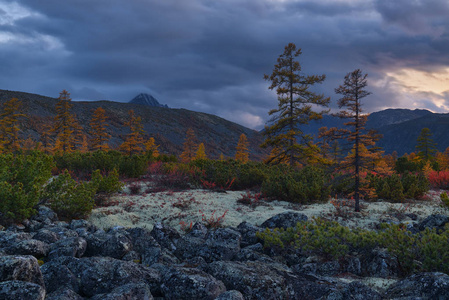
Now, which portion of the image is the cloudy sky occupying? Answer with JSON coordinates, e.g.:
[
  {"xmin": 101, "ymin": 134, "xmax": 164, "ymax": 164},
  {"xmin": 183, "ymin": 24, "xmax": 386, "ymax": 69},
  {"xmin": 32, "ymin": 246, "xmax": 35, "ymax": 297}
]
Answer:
[{"xmin": 1, "ymin": 0, "xmax": 448, "ymax": 130}]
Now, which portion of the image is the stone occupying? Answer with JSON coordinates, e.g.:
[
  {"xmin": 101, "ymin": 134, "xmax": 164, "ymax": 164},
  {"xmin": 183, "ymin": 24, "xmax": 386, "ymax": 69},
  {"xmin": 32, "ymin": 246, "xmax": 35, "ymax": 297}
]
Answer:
[
  {"xmin": 90, "ymin": 282, "xmax": 153, "ymax": 300},
  {"xmin": 45, "ymin": 287, "xmax": 84, "ymax": 300},
  {"xmin": 4, "ymin": 239, "xmax": 50, "ymax": 257},
  {"xmin": 418, "ymin": 214, "xmax": 449, "ymax": 232},
  {"xmin": 385, "ymin": 272, "xmax": 449, "ymax": 299},
  {"xmin": 0, "ymin": 255, "xmax": 44, "ymax": 287},
  {"xmin": 260, "ymin": 211, "xmax": 308, "ymax": 229},
  {"xmin": 47, "ymin": 237, "xmax": 87, "ymax": 260},
  {"xmin": 215, "ymin": 290, "xmax": 245, "ymax": 300},
  {"xmin": 0, "ymin": 280, "xmax": 46, "ymax": 300}
]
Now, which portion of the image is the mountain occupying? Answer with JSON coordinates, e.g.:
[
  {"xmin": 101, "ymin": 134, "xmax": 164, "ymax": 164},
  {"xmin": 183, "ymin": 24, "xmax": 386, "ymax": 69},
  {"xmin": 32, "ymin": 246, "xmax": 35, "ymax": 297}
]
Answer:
[
  {"xmin": 304, "ymin": 108, "xmax": 448, "ymax": 155},
  {"xmin": 129, "ymin": 93, "xmax": 168, "ymax": 108},
  {"xmin": 0, "ymin": 89, "xmax": 268, "ymax": 160}
]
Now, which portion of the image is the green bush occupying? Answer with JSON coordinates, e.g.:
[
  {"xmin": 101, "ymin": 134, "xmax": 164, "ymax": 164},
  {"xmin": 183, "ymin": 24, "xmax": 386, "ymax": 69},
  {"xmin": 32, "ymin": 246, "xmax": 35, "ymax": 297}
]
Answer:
[
  {"xmin": 257, "ymin": 218, "xmax": 449, "ymax": 276},
  {"xmin": 369, "ymin": 172, "xmax": 429, "ymax": 201},
  {"xmin": 91, "ymin": 168, "xmax": 123, "ymax": 194},
  {"xmin": 261, "ymin": 165, "xmax": 330, "ymax": 204},
  {"xmin": 43, "ymin": 170, "xmax": 97, "ymax": 220},
  {"xmin": 0, "ymin": 152, "xmax": 54, "ymax": 224}
]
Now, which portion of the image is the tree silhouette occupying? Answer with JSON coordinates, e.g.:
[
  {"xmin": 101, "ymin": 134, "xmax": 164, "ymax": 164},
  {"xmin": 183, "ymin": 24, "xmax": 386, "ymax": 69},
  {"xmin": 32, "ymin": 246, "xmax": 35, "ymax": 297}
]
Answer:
[
  {"xmin": 120, "ymin": 110, "xmax": 145, "ymax": 155},
  {"xmin": 0, "ymin": 97, "xmax": 25, "ymax": 153},
  {"xmin": 180, "ymin": 128, "xmax": 197, "ymax": 163},
  {"xmin": 415, "ymin": 128, "xmax": 437, "ymax": 161},
  {"xmin": 235, "ymin": 133, "xmax": 250, "ymax": 163},
  {"xmin": 89, "ymin": 107, "xmax": 110, "ymax": 151},
  {"xmin": 320, "ymin": 69, "xmax": 382, "ymax": 212},
  {"xmin": 261, "ymin": 43, "xmax": 330, "ymax": 165}
]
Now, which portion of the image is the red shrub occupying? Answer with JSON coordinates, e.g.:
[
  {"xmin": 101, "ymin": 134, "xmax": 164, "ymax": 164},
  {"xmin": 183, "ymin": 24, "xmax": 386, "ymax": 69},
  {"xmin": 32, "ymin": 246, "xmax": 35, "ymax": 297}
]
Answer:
[{"xmin": 427, "ymin": 170, "xmax": 449, "ymax": 189}]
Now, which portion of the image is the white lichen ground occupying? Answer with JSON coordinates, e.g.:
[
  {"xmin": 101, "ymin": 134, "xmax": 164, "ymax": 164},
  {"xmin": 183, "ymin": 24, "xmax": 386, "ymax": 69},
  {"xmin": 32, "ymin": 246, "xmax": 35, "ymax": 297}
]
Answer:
[{"xmin": 88, "ymin": 185, "xmax": 448, "ymax": 294}]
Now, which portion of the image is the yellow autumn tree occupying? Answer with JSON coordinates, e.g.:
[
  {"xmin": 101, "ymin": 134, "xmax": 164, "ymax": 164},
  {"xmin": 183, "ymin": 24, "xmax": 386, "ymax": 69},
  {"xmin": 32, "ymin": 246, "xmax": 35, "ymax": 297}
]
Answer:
[
  {"xmin": 145, "ymin": 137, "xmax": 160, "ymax": 157},
  {"xmin": 39, "ymin": 123, "xmax": 54, "ymax": 154},
  {"xmin": 120, "ymin": 110, "xmax": 145, "ymax": 155},
  {"xmin": 180, "ymin": 128, "xmax": 197, "ymax": 163},
  {"xmin": 52, "ymin": 90, "xmax": 78, "ymax": 153},
  {"xmin": 89, "ymin": 107, "xmax": 111, "ymax": 151},
  {"xmin": 0, "ymin": 97, "xmax": 25, "ymax": 153},
  {"xmin": 235, "ymin": 133, "xmax": 250, "ymax": 163},
  {"xmin": 195, "ymin": 143, "xmax": 207, "ymax": 160}
]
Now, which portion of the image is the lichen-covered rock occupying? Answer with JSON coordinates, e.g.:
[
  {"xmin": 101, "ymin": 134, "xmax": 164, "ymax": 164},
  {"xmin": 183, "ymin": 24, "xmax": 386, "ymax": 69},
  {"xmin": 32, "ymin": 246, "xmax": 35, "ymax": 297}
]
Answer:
[
  {"xmin": 90, "ymin": 282, "xmax": 153, "ymax": 300},
  {"xmin": 418, "ymin": 214, "xmax": 449, "ymax": 232},
  {"xmin": 41, "ymin": 259, "xmax": 80, "ymax": 294},
  {"xmin": 235, "ymin": 221, "xmax": 262, "ymax": 247},
  {"xmin": 215, "ymin": 290, "xmax": 245, "ymax": 300},
  {"xmin": 0, "ymin": 255, "xmax": 44, "ymax": 287},
  {"xmin": 385, "ymin": 272, "xmax": 449, "ymax": 299},
  {"xmin": 84, "ymin": 230, "xmax": 132, "ymax": 259},
  {"xmin": 199, "ymin": 228, "xmax": 241, "ymax": 262},
  {"xmin": 47, "ymin": 237, "xmax": 87, "ymax": 260},
  {"xmin": 0, "ymin": 280, "xmax": 46, "ymax": 300},
  {"xmin": 174, "ymin": 235, "xmax": 206, "ymax": 260},
  {"xmin": 188, "ymin": 222, "xmax": 208, "ymax": 239},
  {"xmin": 45, "ymin": 287, "xmax": 84, "ymax": 300},
  {"xmin": 150, "ymin": 222, "xmax": 181, "ymax": 252},
  {"xmin": 32, "ymin": 229, "xmax": 60, "ymax": 244},
  {"xmin": 161, "ymin": 267, "xmax": 226, "ymax": 300},
  {"xmin": 126, "ymin": 227, "xmax": 163, "ymax": 266},
  {"xmin": 204, "ymin": 261, "xmax": 295, "ymax": 299},
  {"xmin": 0, "ymin": 232, "xmax": 32, "ymax": 248},
  {"xmin": 4, "ymin": 239, "xmax": 50, "ymax": 257},
  {"xmin": 362, "ymin": 248, "xmax": 400, "ymax": 278},
  {"xmin": 260, "ymin": 212, "xmax": 308, "ymax": 229},
  {"xmin": 62, "ymin": 256, "xmax": 161, "ymax": 298}
]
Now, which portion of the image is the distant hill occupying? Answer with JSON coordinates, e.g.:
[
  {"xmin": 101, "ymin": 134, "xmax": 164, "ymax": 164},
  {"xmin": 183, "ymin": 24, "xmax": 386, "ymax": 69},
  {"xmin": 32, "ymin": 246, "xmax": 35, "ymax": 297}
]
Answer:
[
  {"xmin": 129, "ymin": 93, "xmax": 169, "ymax": 108},
  {"xmin": 0, "ymin": 89, "xmax": 268, "ymax": 160},
  {"xmin": 304, "ymin": 108, "xmax": 449, "ymax": 155}
]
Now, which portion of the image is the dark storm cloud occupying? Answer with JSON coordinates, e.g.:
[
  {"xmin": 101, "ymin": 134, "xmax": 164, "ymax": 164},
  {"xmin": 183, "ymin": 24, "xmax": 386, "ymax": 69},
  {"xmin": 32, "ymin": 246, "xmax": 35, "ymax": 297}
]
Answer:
[{"xmin": 1, "ymin": 0, "xmax": 448, "ymax": 129}]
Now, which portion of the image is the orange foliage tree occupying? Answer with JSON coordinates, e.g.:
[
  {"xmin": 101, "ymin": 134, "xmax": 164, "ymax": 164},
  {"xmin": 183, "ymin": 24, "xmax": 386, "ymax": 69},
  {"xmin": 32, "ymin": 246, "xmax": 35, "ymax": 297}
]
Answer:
[
  {"xmin": 89, "ymin": 107, "xmax": 111, "ymax": 151},
  {"xmin": 0, "ymin": 97, "xmax": 25, "ymax": 152},
  {"xmin": 235, "ymin": 133, "xmax": 249, "ymax": 163},
  {"xmin": 145, "ymin": 137, "xmax": 160, "ymax": 157},
  {"xmin": 120, "ymin": 110, "xmax": 145, "ymax": 155},
  {"xmin": 195, "ymin": 143, "xmax": 207, "ymax": 160},
  {"xmin": 180, "ymin": 128, "xmax": 197, "ymax": 163},
  {"xmin": 52, "ymin": 90, "xmax": 79, "ymax": 153}
]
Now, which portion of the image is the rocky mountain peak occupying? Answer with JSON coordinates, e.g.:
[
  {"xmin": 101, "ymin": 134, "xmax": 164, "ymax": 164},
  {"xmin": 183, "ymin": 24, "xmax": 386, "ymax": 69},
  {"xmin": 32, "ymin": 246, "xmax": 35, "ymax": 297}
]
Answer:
[{"xmin": 129, "ymin": 93, "xmax": 168, "ymax": 108}]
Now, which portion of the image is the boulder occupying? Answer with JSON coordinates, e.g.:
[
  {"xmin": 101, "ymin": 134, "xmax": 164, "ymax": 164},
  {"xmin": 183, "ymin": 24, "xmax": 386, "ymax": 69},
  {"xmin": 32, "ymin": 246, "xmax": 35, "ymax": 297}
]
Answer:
[
  {"xmin": 150, "ymin": 222, "xmax": 181, "ymax": 252},
  {"xmin": 260, "ymin": 212, "xmax": 308, "ymax": 229},
  {"xmin": 0, "ymin": 280, "xmax": 46, "ymax": 300},
  {"xmin": 44, "ymin": 287, "xmax": 84, "ymax": 300},
  {"xmin": 41, "ymin": 258, "xmax": 80, "ymax": 294},
  {"xmin": 199, "ymin": 228, "xmax": 241, "ymax": 262},
  {"xmin": 385, "ymin": 272, "xmax": 449, "ymax": 299},
  {"xmin": 215, "ymin": 290, "xmax": 244, "ymax": 300},
  {"xmin": 161, "ymin": 267, "xmax": 226, "ymax": 300},
  {"xmin": 32, "ymin": 229, "xmax": 60, "ymax": 244},
  {"xmin": 90, "ymin": 282, "xmax": 153, "ymax": 300},
  {"xmin": 4, "ymin": 239, "xmax": 50, "ymax": 257},
  {"xmin": 47, "ymin": 237, "xmax": 87, "ymax": 260},
  {"xmin": 0, "ymin": 255, "xmax": 44, "ymax": 287},
  {"xmin": 418, "ymin": 214, "xmax": 449, "ymax": 232},
  {"xmin": 235, "ymin": 221, "xmax": 262, "ymax": 247}
]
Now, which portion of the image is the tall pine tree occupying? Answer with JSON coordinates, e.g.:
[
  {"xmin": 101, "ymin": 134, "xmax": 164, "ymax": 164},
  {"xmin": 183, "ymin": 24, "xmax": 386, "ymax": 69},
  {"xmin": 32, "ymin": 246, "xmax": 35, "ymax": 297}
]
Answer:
[
  {"xmin": 120, "ymin": 110, "xmax": 145, "ymax": 155},
  {"xmin": 261, "ymin": 43, "xmax": 330, "ymax": 165},
  {"xmin": 235, "ymin": 133, "xmax": 250, "ymax": 163},
  {"xmin": 180, "ymin": 128, "xmax": 197, "ymax": 163},
  {"xmin": 415, "ymin": 128, "xmax": 437, "ymax": 161},
  {"xmin": 89, "ymin": 107, "xmax": 111, "ymax": 151},
  {"xmin": 52, "ymin": 90, "xmax": 78, "ymax": 153},
  {"xmin": 0, "ymin": 98, "xmax": 25, "ymax": 153}
]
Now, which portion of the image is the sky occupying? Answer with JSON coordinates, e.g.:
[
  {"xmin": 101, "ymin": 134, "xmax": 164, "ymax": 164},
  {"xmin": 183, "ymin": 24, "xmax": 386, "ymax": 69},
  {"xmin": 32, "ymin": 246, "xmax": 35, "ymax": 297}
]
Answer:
[{"xmin": 1, "ymin": 0, "xmax": 448, "ymax": 130}]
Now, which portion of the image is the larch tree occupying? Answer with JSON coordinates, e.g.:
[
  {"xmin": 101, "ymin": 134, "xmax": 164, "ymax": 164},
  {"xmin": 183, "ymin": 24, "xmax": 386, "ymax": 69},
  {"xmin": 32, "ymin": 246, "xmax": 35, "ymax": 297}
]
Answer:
[
  {"xmin": 145, "ymin": 137, "xmax": 160, "ymax": 157},
  {"xmin": 319, "ymin": 69, "xmax": 382, "ymax": 212},
  {"xmin": 120, "ymin": 110, "xmax": 145, "ymax": 155},
  {"xmin": 195, "ymin": 143, "xmax": 207, "ymax": 160},
  {"xmin": 0, "ymin": 97, "xmax": 25, "ymax": 153},
  {"xmin": 180, "ymin": 128, "xmax": 197, "ymax": 163},
  {"xmin": 89, "ymin": 107, "xmax": 111, "ymax": 151},
  {"xmin": 235, "ymin": 133, "xmax": 250, "ymax": 163},
  {"xmin": 415, "ymin": 128, "xmax": 437, "ymax": 161},
  {"xmin": 261, "ymin": 43, "xmax": 330, "ymax": 166},
  {"xmin": 52, "ymin": 90, "xmax": 78, "ymax": 153},
  {"xmin": 39, "ymin": 123, "xmax": 54, "ymax": 154}
]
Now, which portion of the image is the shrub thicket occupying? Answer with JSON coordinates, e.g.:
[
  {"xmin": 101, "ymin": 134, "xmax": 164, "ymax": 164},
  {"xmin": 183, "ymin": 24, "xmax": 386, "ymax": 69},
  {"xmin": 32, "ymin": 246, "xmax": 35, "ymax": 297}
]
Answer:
[
  {"xmin": 257, "ymin": 218, "xmax": 449, "ymax": 275},
  {"xmin": 0, "ymin": 152, "xmax": 54, "ymax": 223},
  {"xmin": 369, "ymin": 172, "xmax": 429, "ymax": 201}
]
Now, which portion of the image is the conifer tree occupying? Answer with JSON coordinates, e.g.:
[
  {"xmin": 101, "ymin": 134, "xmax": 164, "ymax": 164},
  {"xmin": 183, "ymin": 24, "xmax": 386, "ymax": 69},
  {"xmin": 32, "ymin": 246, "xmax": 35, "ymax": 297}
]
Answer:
[
  {"xmin": 52, "ymin": 90, "xmax": 78, "ymax": 153},
  {"xmin": 120, "ymin": 110, "xmax": 145, "ymax": 155},
  {"xmin": 261, "ymin": 43, "xmax": 330, "ymax": 165},
  {"xmin": 195, "ymin": 143, "xmax": 207, "ymax": 160},
  {"xmin": 145, "ymin": 137, "xmax": 159, "ymax": 157},
  {"xmin": 180, "ymin": 128, "xmax": 197, "ymax": 163},
  {"xmin": 320, "ymin": 69, "xmax": 382, "ymax": 212},
  {"xmin": 235, "ymin": 133, "xmax": 250, "ymax": 163},
  {"xmin": 0, "ymin": 98, "xmax": 25, "ymax": 153},
  {"xmin": 39, "ymin": 123, "xmax": 53, "ymax": 154},
  {"xmin": 415, "ymin": 128, "xmax": 437, "ymax": 161},
  {"xmin": 89, "ymin": 107, "xmax": 111, "ymax": 151}
]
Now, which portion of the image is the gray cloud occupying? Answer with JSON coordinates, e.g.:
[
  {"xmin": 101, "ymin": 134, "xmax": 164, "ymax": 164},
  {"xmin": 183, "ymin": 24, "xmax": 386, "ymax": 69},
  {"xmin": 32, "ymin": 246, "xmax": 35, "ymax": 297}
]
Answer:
[{"xmin": 0, "ymin": 0, "xmax": 448, "ymax": 129}]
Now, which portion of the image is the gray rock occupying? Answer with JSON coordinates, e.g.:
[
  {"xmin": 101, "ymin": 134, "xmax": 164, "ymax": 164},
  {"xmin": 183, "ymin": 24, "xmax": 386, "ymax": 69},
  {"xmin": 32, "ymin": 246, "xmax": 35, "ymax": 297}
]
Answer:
[
  {"xmin": 385, "ymin": 272, "xmax": 449, "ymax": 299},
  {"xmin": 47, "ymin": 237, "xmax": 87, "ymax": 260},
  {"xmin": 236, "ymin": 221, "xmax": 262, "ymax": 247},
  {"xmin": 418, "ymin": 214, "xmax": 449, "ymax": 232},
  {"xmin": 31, "ymin": 206, "xmax": 58, "ymax": 223},
  {"xmin": 297, "ymin": 260, "xmax": 341, "ymax": 277},
  {"xmin": 32, "ymin": 229, "xmax": 60, "ymax": 244},
  {"xmin": 215, "ymin": 290, "xmax": 245, "ymax": 300},
  {"xmin": 150, "ymin": 222, "xmax": 181, "ymax": 252},
  {"xmin": 85, "ymin": 231, "xmax": 132, "ymax": 259},
  {"xmin": 362, "ymin": 248, "xmax": 400, "ymax": 277},
  {"xmin": 199, "ymin": 228, "xmax": 241, "ymax": 262},
  {"xmin": 260, "ymin": 211, "xmax": 308, "ymax": 229},
  {"xmin": 205, "ymin": 261, "xmax": 295, "ymax": 299},
  {"xmin": 161, "ymin": 267, "xmax": 226, "ymax": 300},
  {"xmin": 41, "ymin": 259, "xmax": 80, "ymax": 294},
  {"xmin": 187, "ymin": 222, "xmax": 208, "ymax": 239},
  {"xmin": 90, "ymin": 282, "xmax": 153, "ymax": 300},
  {"xmin": 175, "ymin": 235, "xmax": 206, "ymax": 260},
  {"xmin": 0, "ymin": 232, "xmax": 32, "ymax": 248},
  {"xmin": 45, "ymin": 287, "xmax": 84, "ymax": 300},
  {"xmin": 126, "ymin": 227, "xmax": 163, "ymax": 266},
  {"xmin": 0, "ymin": 255, "xmax": 44, "ymax": 287},
  {"xmin": 4, "ymin": 239, "xmax": 50, "ymax": 257},
  {"xmin": 0, "ymin": 280, "xmax": 46, "ymax": 300}
]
